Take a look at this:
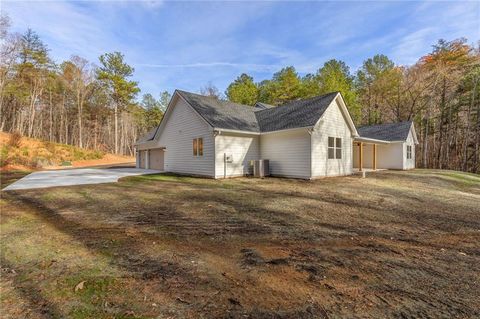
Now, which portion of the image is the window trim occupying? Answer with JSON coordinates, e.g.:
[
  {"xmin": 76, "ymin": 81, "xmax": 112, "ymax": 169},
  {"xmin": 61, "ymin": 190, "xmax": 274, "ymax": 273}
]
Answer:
[
  {"xmin": 328, "ymin": 136, "xmax": 342, "ymax": 159},
  {"xmin": 406, "ymin": 145, "xmax": 412, "ymax": 160}
]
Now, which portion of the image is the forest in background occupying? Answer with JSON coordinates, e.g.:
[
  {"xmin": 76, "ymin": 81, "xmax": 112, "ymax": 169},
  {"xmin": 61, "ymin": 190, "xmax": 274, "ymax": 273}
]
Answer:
[
  {"xmin": 1, "ymin": 14, "xmax": 479, "ymax": 173},
  {"xmin": 0, "ymin": 14, "xmax": 166, "ymax": 157}
]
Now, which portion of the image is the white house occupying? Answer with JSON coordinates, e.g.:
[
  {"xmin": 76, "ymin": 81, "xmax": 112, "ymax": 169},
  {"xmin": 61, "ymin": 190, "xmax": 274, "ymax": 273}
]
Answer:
[{"xmin": 135, "ymin": 90, "xmax": 418, "ymax": 179}]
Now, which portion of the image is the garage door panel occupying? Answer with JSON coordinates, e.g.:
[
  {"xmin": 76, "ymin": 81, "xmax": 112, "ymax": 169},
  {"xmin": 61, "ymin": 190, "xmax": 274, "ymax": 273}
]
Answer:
[{"xmin": 149, "ymin": 148, "xmax": 164, "ymax": 170}]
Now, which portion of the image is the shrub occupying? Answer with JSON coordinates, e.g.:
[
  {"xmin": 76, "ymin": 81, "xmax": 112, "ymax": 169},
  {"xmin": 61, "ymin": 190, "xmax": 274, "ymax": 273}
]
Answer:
[
  {"xmin": 90, "ymin": 150, "xmax": 104, "ymax": 160},
  {"xmin": 0, "ymin": 146, "xmax": 10, "ymax": 167},
  {"xmin": 44, "ymin": 141, "xmax": 56, "ymax": 154},
  {"xmin": 8, "ymin": 131, "xmax": 22, "ymax": 148},
  {"xmin": 72, "ymin": 148, "xmax": 86, "ymax": 161}
]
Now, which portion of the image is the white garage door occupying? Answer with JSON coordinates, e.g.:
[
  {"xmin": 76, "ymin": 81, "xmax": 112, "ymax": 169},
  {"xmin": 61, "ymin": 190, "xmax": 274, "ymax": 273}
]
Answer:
[{"xmin": 149, "ymin": 148, "xmax": 164, "ymax": 170}]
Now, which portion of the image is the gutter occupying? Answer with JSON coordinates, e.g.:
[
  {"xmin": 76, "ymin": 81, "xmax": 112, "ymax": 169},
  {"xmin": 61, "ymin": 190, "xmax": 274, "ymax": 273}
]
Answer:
[
  {"xmin": 214, "ymin": 125, "xmax": 315, "ymax": 136},
  {"xmin": 354, "ymin": 137, "xmax": 391, "ymax": 144}
]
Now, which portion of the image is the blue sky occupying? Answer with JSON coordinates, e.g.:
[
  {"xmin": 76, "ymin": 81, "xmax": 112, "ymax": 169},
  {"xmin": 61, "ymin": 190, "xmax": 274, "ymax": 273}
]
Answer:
[{"xmin": 3, "ymin": 0, "xmax": 479, "ymax": 98}]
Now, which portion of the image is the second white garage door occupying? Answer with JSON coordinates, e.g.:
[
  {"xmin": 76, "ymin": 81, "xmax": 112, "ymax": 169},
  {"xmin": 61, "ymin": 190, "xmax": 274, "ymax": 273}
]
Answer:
[{"xmin": 149, "ymin": 148, "xmax": 164, "ymax": 170}]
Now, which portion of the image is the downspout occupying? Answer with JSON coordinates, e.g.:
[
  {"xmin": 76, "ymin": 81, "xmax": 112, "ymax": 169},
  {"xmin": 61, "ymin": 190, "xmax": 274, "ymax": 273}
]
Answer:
[
  {"xmin": 224, "ymin": 153, "xmax": 227, "ymax": 179},
  {"xmin": 307, "ymin": 128, "xmax": 314, "ymax": 179},
  {"xmin": 213, "ymin": 130, "xmax": 220, "ymax": 178}
]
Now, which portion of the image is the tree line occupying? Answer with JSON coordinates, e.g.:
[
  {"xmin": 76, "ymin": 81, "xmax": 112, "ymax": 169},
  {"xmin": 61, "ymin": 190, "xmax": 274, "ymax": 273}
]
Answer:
[
  {"xmin": 0, "ymin": 15, "xmax": 167, "ymax": 156},
  {"xmin": 1, "ymin": 13, "xmax": 479, "ymax": 172},
  {"xmin": 222, "ymin": 40, "xmax": 479, "ymax": 173}
]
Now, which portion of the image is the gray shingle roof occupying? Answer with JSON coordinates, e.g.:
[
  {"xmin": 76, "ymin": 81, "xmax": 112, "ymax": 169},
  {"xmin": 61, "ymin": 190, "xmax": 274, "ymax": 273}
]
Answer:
[
  {"xmin": 357, "ymin": 121, "xmax": 412, "ymax": 142},
  {"xmin": 177, "ymin": 90, "xmax": 260, "ymax": 133},
  {"xmin": 254, "ymin": 102, "xmax": 275, "ymax": 111},
  {"xmin": 178, "ymin": 90, "xmax": 339, "ymax": 133},
  {"xmin": 137, "ymin": 90, "xmax": 341, "ymax": 143},
  {"xmin": 255, "ymin": 92, "xmax": 339, "ymax": 132},
  {"xmin": 137, "ymin": 126, "xmax": 158, "ymax": 143}
]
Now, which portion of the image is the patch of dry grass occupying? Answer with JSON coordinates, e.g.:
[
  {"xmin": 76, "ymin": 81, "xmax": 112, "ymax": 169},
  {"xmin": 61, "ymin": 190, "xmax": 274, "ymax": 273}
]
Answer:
[{"xmin": 1, "ymin": 169, "xmax": 479, "ymax": 318}]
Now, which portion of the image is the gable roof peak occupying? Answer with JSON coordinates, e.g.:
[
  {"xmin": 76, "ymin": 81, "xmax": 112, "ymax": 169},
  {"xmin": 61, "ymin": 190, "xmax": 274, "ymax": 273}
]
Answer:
[{"xmin": 254, "ymin": 92, "xmax": 340, "ymax": 132}]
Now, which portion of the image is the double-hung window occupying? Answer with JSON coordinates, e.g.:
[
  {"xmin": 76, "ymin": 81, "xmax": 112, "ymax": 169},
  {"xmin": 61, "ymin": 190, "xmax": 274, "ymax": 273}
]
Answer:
[
  {"xmin": 406, "ymin": 145, "xmax": 412, "ymax": 159},
  {"xmin": 193, "ymin": 138, "xmax": 203, "ymax": 157},
  {"xmin": 328, "ymin": 137, "xmax": 342, "ymax": 159}
]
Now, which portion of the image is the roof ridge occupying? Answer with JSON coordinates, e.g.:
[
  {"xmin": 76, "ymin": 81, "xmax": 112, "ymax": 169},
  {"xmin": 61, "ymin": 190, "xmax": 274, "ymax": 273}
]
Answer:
[
  {"xmin": 254, "ymin": 91, "xmax": 339, "ymax": 115},
  {"xmin": 177, "ymin": 90, "xmax": 340, "ymax": 115},
  {"xmin": 176, "ymin": 89, "xmax": 254, "ymax": 110},
  {"xmin": 359, "ymin": 120, "xmax": 412, "ymax": 129}
]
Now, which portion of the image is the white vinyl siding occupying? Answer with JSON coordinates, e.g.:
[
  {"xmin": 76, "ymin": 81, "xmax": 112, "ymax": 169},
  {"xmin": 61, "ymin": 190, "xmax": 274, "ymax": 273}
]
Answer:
[
  {"xmin": 156, "ymin": 98, "xmax": 214, "ymax": 177},
  {"xmin": 403, "ymin": 129, "xmax": 416, "ymax": 169},
  {"xmin": 260, "ymin": 129, "xmax": 311, "ymax": 179},
  {"xmin": 214, "ymin": 133, "xmax": 259, "ymax": 178},
  {"xmin": 311, "ymin": 99, "xmax": 353, "ymax": 177}
]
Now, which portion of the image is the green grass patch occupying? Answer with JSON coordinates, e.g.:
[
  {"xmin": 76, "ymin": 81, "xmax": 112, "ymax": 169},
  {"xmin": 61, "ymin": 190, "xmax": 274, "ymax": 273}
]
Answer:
[
  {"xmin": 127, "ymin": 173, "xmax": 194, "ymax": 183},
  {"xmin": 435, "ymin": 170, "xmax": 480, "ymax": 186}
]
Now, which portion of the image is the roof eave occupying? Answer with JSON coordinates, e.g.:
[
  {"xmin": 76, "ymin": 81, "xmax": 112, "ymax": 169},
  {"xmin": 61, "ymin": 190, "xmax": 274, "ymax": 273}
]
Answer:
[
  {"xmin": 215, "ymin": 125, "xmax": 316, "ymax": 135},
  {"xmin": 214, "ymin": 128, "xmax": 261, "ymax": 135},
  {"xmin": 260, "ymin": 125, "xmax": 315, "ymax": 135},
  {"xmin": 354, "ymin": 137, "xmax": 392, "ymax": 144}
]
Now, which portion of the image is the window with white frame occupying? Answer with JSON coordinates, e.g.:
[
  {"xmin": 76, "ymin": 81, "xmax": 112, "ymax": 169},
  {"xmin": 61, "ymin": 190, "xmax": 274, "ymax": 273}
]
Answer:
[
  {"xmin": 328, "ymin": 137, "xmax": 342, "ymax": 159},
  {"xmin": 407, "ymin": 145, "xmax": 412, "ymax": 159},
  {"xmin": 193, "ymin": 138, "xmax": 203, "ymax": 156}
]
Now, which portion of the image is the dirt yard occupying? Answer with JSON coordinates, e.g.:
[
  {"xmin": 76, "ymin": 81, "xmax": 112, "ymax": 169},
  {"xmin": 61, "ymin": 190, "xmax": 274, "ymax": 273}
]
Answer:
[{"xmin": 1, "ymin": 169, "xmax": 479, "ymax": 318}]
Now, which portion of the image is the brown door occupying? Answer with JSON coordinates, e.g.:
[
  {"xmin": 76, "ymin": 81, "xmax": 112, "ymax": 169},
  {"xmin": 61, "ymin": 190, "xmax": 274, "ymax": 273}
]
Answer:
[{"xmin": 149, "ymin": 148, "xmax": 164, "ymax": 170}]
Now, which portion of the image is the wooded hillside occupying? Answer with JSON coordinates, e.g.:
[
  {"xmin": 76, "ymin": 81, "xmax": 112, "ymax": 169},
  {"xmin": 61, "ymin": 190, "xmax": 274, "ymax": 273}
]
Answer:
[
  {"xmin": 0, "ymin": 15, "xmax": 166, "ymax": 156},
  {"xmin": 0, "ymin": 131, "xmax": 133, "ymax": 170},
  {"xmin": 1, "ymin": 14, "xmax": 478, "ymax": 172}
]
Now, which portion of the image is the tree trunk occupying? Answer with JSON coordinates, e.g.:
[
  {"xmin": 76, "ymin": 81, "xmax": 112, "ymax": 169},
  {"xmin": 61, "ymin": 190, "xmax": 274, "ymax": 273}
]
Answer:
[
  {"xmin": 423, "ymin": 113, "xmax": 429, "ymax": 168},
  {"xmin": 464, "ymin": 74, "xmax": 477, "ymax": 171},
  {"xmin": 114, "ymin": 103, "xmax": 118, "ymax": 154},
  {"xmin": 77, "ymin": 90, "xmax": 83, "ymax": 148},
  {"xmin": 49, "ymin": 89, "xmax": 53, "ymax": 142}
]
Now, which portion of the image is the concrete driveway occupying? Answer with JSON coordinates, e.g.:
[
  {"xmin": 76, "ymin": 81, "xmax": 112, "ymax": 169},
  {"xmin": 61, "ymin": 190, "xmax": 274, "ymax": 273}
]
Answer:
[{"xmin": 3, "ymin": 168, "xmax": 162, "ymax": 191}]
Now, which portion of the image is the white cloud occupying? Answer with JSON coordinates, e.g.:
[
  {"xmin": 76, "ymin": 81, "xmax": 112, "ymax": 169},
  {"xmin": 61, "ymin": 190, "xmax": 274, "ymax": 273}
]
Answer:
[
  {"xmin": 2, "ymin": 0, "xmax": 478, "ymax": 95},
  {"xmin": 136, "ymin": 62, "xmax": 281, "ymax": 72},
  {"xmin": 392, "ymin": 27, "xmax": 435, "ymax": 65},
  {"xmin": 391, "ymin": 1, "xmax": 479, "ymax": 65}
]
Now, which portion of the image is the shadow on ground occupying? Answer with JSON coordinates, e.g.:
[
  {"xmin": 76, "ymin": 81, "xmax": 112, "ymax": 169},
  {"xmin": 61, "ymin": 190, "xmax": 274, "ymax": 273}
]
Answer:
[{"xmin": 1, "ymin": 169, "xmax": 479, "ymax": 318}]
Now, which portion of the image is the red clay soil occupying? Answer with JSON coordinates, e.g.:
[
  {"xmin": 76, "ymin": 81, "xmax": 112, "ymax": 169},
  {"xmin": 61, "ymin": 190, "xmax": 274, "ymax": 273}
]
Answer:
[{"xmin": 44, "ymin": 154, "xmax": 135, "ymax": 170}]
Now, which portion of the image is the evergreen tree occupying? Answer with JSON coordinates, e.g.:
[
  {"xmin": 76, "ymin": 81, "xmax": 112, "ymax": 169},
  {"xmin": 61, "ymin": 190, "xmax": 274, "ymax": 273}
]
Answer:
[
  {"xmin": 356, "ymin": 54, "xmax": 397, "ymax": 124},
  {"xmin": 316, "ymin": 59, "xmax": 360, "ymax": 122},
  {"xmin": 96, "ymin": 52, "xmax": 140, "ymax": 153},
  {"xmin": 225, "ymin": 73, "xmax": 259, "ymax": 106}
]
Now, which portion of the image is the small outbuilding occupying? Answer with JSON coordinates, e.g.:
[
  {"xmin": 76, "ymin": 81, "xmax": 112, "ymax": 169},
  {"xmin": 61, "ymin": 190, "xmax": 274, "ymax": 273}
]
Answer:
[{"xmin": 353, "ymin": 121, "xmax": 418, "ymax": 171}]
